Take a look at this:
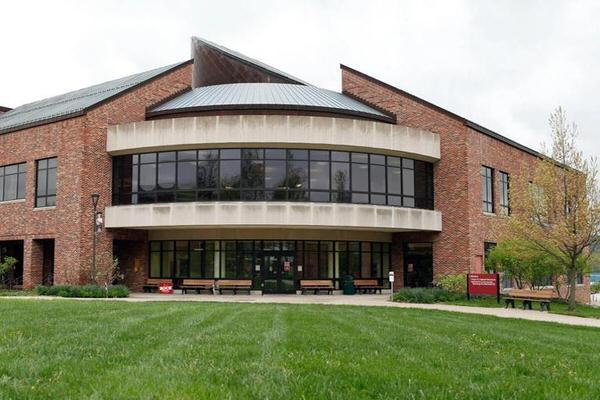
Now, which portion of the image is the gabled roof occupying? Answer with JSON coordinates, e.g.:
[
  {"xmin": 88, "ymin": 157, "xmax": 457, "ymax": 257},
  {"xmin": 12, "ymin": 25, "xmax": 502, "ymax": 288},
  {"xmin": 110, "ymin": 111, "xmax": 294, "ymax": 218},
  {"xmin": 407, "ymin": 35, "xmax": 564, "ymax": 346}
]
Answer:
[
  {"xmin": 340, "ymin": 64, "xmax": 544, "ymax": 159},
  {"xmin": 191, "ymin": 37, "xmax": 310, "ymax": 86},
  {"xmin": 148, "ymin": 83, "xmax": 394, "ymax": 123},
  {"xmin": 0, "ymin": 60, "xmax": 191, "ymax": 134}
]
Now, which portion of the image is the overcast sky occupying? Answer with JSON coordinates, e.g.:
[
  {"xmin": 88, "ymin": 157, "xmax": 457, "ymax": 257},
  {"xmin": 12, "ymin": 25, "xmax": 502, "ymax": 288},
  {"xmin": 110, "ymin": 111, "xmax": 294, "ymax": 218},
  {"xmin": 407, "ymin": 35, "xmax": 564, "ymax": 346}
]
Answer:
[{"xmin": 1, "ymin": 0, "xmax": 598, "ymax": 157}]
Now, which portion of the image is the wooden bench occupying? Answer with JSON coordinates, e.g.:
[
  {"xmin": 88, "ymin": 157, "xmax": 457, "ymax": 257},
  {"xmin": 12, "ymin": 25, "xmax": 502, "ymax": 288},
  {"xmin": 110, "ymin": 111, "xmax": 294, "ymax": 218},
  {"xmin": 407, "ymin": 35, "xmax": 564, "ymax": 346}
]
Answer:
[
  {"xmin": 181, "ymin": 279, "xmax": 215, "ymax": 294},
  {"xmin": 503, "ymin": 288, "xmax": 554, "ymax": 311},
  {"xmin": 354, "ymin": 279, "xmax": 384, "ymax": 294},
  {"xmin": 216, "ymin": 279, "xmax": 252, "ymax": 295},
  {"xmin": 143, "ymin": 278, "xmax": 172, "ymax": 293},
  {"xmin": 300, "ymin": 280, "xmax": 334, "ymax": 295}
]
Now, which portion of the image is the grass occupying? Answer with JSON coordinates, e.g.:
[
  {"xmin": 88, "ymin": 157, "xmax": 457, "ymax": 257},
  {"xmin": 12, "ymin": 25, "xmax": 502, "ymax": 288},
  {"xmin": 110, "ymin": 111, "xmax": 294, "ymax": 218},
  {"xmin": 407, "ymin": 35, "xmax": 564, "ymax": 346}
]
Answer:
[
  {"xmin": 1, "ymin": 301, "xmax": 600, "ymax": 399},
  {"xmin": 446, "ymin": 296, "xmax": 600, "ymax": 319}
]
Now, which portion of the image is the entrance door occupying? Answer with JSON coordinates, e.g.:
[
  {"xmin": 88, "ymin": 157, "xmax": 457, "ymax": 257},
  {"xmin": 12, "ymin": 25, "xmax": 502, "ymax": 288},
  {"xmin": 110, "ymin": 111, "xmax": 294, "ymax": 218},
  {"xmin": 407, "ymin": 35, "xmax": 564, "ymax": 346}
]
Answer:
[
  {"xmin": 403, "ymin": 243, "xmax": 433, "ymax": 287},
  {"xmin": 261, "ymin": 252, "xmax": 296, "ymax": 294}
]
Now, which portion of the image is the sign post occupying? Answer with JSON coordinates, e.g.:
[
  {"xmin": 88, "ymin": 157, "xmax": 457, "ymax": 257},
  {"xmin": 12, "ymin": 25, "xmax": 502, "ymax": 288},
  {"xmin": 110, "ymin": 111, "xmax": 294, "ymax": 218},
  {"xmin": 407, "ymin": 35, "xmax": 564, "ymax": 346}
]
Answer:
[
  {"xmin": 467, "ymin": 273, "xmax": 500, "ymax": 303},
  {"xmin": 388, "ymin": 271, "xmax": 395, "ymax": 300}
]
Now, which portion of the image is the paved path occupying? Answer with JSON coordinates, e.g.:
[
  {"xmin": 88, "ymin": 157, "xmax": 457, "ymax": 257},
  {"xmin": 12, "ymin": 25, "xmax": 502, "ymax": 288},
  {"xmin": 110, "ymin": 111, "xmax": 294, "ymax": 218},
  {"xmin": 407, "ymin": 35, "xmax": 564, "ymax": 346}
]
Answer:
[{"xmin": 4, "ymin": 293, "xmax": 600, "ymax": 328}]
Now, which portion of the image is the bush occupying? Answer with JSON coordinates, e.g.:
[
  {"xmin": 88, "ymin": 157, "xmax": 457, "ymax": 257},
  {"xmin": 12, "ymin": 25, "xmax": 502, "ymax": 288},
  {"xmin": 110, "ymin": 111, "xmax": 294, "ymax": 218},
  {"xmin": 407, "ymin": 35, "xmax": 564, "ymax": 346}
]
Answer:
[
  {"xmin": 591, "ymin": 282, "xmax": 600, "ymax": 294},
  {"xmin": 392, "ymin": 287, "xmax": 463, "ymax": 303},
  {"xmin": 36, "ymin": 285, "xmax": 129, "ymax": 298},
  {"xmin": 435, "ymin": 274, "xmax": 467, "ymax": 295}
]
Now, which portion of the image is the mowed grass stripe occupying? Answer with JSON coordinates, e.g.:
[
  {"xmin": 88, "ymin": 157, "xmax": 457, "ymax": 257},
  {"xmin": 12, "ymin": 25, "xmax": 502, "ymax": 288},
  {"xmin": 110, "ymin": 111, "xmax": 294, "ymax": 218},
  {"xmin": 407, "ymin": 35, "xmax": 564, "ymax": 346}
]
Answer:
[{"xmin": 1, "ymin": 300, "xmax": 600, "ymax": 399}]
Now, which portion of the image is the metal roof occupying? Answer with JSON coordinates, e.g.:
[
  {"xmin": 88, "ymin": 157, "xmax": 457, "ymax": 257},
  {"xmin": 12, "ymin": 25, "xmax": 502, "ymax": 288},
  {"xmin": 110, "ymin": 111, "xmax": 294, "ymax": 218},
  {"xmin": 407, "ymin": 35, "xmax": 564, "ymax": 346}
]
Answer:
[
  {"xmin": 0, "ymin": 61, "xmax": 191, "ymax": 134},
  {"xmin": 149, "ymin": 83, "xmax": 394, "ymax": 122},
  {"xmin": 192, "ymin": 37, "xmax": 310, "ymax": 86}
]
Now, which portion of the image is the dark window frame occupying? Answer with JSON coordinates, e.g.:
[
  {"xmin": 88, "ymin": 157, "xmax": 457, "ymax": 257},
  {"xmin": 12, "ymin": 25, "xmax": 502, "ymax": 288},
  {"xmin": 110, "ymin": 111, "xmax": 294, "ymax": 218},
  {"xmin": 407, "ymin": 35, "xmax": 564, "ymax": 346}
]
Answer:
[
  {"xmin": 499, "ymin": 171, "xmax": 510, "ymax": 215},
  {"xmin": 0, "ymin": 162, "xmax": 27, "ymax": 202},
  {"xmin": 114, "ymin": 148, "xmax": 434, "ymax": 210},
  {"xmin": 35, "ymin": 157, "xmax": 57, "ymax": 208},
  {"xmin": 481, "ymin": 165, "xmax": 494, "ymax": 213}
]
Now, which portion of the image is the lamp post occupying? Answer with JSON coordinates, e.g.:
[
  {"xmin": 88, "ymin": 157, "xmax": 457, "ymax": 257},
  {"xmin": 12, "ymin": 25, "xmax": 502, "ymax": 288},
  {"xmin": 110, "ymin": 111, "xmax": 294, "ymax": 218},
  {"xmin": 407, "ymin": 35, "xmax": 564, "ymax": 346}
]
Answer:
[{"xmin": 91, "ymin": 193, "xmax": 100, "ymax": 285}]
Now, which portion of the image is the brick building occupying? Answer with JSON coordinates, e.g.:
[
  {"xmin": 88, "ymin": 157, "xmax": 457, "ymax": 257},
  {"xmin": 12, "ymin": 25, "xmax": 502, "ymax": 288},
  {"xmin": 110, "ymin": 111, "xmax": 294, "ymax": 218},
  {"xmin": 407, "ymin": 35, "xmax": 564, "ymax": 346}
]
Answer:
[{"xmin": 0, "ymin": 37, "xmax": 589, "ymax": 298}]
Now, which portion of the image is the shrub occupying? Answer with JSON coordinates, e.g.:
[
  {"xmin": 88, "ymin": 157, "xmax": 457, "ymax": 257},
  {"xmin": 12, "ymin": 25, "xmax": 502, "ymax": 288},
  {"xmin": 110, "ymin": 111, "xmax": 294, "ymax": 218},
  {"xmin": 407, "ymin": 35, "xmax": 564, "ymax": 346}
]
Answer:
[
  {"xmin": 435, "ymin": 274, "xmax": 467, "ymax": 295},
  {"xmin": 392, "ymin": 287, "xmax": 463, "ymax": 303},
  {"xmin": 591, "ymin": 282, "xmax": 600, "ymax": 294},
  {"xmin": 36, "ymin": 285, "xmax": 129, "ymax": 298}
]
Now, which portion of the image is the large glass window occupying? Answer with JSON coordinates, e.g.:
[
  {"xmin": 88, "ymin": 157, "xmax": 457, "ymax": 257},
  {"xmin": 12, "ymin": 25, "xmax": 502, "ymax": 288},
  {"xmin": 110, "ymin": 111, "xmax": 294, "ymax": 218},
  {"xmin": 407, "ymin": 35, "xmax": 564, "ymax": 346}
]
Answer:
[
  {"xmin": 113, "ymin": 148, "xmax": 434, "ymax": 209},
  {"xmin": 481, "ymin": 165, "xmax": 494, "ymax": 213},
  {"xmin": 499, "ymin": 171, "xmax": 510, "ymax": 215},
  {"xmin": 0, "ymin": 162, "xmax": 27, "ymax": 202},
  {"xmin": 36, "ymin": 158, "xmax": 57, "ymax": 208},
  {"xmin": 148, "ymin": 239, "xmax": 391, "ymax": 285}
]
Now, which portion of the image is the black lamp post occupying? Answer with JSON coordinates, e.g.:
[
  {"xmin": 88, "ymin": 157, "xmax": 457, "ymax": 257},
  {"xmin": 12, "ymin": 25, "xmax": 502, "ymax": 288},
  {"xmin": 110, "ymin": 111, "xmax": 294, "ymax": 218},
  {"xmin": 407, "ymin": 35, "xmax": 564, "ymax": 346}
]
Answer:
[{"xmin": 91, "ymin": 193, "xmax": 100, "ymax": 285}]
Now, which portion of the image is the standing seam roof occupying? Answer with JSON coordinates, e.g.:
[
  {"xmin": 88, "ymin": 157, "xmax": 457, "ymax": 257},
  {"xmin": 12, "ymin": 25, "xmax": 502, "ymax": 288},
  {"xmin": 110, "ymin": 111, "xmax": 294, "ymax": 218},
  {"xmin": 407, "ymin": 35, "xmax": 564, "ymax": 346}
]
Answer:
[{"xmin": 0, "ymin": 61, "xmax": 190, "ymax": 134}]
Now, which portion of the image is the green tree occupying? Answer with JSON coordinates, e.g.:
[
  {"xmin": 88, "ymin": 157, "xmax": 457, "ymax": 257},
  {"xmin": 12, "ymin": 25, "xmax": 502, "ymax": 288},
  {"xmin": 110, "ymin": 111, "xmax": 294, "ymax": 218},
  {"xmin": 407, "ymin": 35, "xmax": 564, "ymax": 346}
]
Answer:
[{"xmin": 503, "ymin": 108, "xmax": 600, "ymax": 310}]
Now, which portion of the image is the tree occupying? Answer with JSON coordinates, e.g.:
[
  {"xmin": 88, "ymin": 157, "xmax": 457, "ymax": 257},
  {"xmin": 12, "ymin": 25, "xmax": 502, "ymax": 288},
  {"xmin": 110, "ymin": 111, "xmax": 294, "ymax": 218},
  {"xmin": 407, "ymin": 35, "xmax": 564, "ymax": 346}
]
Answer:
[
  {"xmin": 485, "ymin": 240, "xmax": 562, "ymax": 290},
  {"xmin": 0, "ymin": 256, "xmax": 18, "ymax": 288},
  {"xmin": 504, "ymin": 107, "xmax": 600, "ymax": 310}
]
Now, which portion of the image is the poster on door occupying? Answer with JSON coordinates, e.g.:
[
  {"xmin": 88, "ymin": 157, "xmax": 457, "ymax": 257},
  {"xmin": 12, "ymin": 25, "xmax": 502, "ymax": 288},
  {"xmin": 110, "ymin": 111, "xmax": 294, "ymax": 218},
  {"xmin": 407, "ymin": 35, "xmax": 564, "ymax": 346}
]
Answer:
[{"xmin": 283, "ymin": 261, "xmax": 291, "ymax": 272}]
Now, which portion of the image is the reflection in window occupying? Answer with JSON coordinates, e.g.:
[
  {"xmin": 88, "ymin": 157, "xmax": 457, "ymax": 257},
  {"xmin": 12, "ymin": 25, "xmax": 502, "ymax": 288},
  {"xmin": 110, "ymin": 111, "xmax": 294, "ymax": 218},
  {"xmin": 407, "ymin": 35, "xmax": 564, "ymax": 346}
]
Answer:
[
  {"xmin": 36, "ymin": 158, "xmax": 57, "ymax": 207},
  {"xmin": 0, "ymin": 162, "xmax": 27, "ymax": 202},
  {"xmin": 113, "ymin": 148, "xmax": 434, "ymax": 209}
]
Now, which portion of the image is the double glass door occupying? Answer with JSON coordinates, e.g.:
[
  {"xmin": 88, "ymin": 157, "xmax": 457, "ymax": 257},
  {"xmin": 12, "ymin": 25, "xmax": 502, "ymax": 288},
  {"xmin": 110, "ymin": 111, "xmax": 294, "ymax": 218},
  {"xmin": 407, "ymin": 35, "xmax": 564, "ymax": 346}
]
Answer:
[{"xmin": 260, "ymin": 252, "xmax": 296, "ymax": 293}]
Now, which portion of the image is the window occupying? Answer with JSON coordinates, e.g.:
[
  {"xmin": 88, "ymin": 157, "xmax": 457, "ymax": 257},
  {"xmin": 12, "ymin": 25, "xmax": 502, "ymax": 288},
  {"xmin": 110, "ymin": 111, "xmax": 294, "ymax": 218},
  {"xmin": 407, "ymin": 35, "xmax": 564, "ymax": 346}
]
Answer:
[
  {"xmin": 481, "ymin": 166, "xmax": 494, "ymax": 213},
  {"xmin": 499, "ymin": 171, "xmax": 510, "ymax": 215},
  {"xmin": 113, "ymin": 148, "xmax": 434, "ymax": 209},
  {"xmin": 483, "ymin": 242, "xmax": 496, "ymax": 272},
  {"xmin": 36, "ymin": 158, "xmax": 57, "ymax": 207},
  {"xmin": 0, "ymin": 162, "xmax": 27, "ymax": 202}
]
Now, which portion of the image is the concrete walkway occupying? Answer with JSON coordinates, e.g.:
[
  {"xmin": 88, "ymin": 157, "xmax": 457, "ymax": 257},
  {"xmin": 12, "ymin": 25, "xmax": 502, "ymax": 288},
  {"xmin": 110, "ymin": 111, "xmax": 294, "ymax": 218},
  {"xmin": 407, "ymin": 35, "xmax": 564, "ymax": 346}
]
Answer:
[{"xmin": 4, "ymin": 293, "xmax": 600, "ymax": 328}]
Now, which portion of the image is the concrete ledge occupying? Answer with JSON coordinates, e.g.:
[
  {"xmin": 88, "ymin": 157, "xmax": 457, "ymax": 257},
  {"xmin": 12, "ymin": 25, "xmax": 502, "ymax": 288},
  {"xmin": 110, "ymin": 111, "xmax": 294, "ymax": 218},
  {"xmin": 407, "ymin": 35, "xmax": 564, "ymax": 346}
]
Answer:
[
  {"xmin": 107, "ymin": 115, "xmax": 440, "ymax": 162},
  {"xmin": 105, "ymin": 201, "xmax": 442, "ymax": 232}
]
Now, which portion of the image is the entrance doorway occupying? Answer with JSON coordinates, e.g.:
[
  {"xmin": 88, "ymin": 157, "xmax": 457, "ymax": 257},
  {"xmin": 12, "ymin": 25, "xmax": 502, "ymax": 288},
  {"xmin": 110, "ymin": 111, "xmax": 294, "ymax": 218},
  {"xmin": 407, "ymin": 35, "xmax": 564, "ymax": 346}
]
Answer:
[
  {"xmin": 0, "ymin": 241, "xmax": 23, "ymax": 288},
  {"xmin": 403, "ymin": 243, "xmax": 433, "ymax": 287},
  {"xmin": 40, "ymin": 239, "xmax": 55, "ymax": 286},
  {"xmin": 260, "ymin": 252, "xmax": 296, "ymax": 294}
]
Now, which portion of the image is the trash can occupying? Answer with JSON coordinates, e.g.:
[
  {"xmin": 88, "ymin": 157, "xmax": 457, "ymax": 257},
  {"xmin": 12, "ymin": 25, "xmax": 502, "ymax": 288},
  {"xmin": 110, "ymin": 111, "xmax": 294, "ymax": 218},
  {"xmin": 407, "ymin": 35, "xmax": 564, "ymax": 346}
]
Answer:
[{"xmin": 343, "ymin": 275, "xmax": 356, "ymax": 295}]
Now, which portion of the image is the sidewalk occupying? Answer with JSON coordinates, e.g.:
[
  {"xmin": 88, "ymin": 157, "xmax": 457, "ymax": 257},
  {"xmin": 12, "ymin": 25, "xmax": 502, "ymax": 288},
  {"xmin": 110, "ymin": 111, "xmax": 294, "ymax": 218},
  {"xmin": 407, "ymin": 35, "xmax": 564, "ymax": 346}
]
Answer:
[{"xmin": 4, "ymin": 292, "xmax": 600, "ymax": 328}]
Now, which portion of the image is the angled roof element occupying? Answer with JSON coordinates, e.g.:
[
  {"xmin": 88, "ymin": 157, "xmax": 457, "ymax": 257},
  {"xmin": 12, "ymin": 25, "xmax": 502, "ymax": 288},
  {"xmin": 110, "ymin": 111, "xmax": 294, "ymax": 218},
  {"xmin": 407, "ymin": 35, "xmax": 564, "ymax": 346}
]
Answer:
[
  {"xmin": 0, "ymin": 61, "xmax": 191, "ymax": 134},
  {"xmin": 0, "ymin": 106, "xmax": 11, "ymax": 113},
  {"xmin": 148, "ymin": 83, "xmax": 394, "ymax": 123},
  {"xmin": 340, "ymin": 64, "xmax": 544, "ymax": 158},
  {"xmin": 191, "ymin": 37, "xmax": 309, "ymax": 87}
]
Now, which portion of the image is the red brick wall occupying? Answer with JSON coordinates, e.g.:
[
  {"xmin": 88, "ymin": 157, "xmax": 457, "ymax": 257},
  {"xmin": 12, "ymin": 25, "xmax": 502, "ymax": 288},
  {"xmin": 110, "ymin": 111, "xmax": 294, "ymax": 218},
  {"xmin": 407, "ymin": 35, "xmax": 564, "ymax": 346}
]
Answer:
[
  {"xmin": 342, "ymin": 66, "xmax": 590, "ymax": 301},
  {"xmin": 0, "ymin": 63, "xmax": 192, "ymax": 288}
]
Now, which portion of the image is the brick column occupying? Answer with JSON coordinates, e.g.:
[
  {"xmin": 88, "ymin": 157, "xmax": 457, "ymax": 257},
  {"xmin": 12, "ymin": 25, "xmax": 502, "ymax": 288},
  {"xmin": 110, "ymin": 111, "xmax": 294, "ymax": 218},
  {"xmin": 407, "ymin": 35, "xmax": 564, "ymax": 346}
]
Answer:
[
  {"xmin": 391, "ymin": 234, "xmax": 404, "ymax": 290},
  {"xmin": 22, "ymin": 239, "xmax": 43, "ymax": 289}
]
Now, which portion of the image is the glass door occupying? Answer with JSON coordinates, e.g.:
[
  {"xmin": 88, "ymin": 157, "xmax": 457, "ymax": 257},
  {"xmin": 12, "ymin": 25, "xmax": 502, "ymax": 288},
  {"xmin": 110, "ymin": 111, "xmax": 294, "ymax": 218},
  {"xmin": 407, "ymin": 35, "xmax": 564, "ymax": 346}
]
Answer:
[{"xmin": 260, "ymin": 252, "xmax": 296, "ymax": 293}]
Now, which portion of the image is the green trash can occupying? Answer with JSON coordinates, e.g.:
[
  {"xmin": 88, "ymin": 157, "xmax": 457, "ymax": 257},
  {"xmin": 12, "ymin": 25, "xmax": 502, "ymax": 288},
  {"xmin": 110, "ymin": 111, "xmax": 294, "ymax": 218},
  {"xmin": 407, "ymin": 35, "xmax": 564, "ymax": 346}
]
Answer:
[{"xmin": 343, "ymin": 275, "xmax": 356, "ymax": 295}]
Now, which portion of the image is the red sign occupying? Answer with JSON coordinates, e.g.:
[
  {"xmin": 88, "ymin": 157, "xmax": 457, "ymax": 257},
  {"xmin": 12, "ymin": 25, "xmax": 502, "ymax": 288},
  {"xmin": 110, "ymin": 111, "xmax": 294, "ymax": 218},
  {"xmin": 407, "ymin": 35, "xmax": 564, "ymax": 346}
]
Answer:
[
  {"xmin": 467, "ymin": 273, "xmax": 499, "ymax": 297},
  {"xmin": 158, "ymin": 282, "xmax": 173, "ymax": 294}
]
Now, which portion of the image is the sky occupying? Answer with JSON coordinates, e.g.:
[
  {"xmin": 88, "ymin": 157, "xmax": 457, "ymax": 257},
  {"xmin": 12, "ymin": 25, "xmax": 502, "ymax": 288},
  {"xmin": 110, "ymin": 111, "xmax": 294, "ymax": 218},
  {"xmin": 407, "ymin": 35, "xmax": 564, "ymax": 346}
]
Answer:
[{"xmin": 1, "ymin": 0, "xmax": 598, "ymax": 157}]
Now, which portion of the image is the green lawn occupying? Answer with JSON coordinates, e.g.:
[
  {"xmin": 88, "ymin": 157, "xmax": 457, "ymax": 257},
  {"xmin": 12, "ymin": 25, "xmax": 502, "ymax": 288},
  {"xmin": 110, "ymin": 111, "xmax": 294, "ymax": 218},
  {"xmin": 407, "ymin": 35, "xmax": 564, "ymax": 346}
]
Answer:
[
  {"xmin": 1, "ymin": 300, "xmax": 599, "ymax": 399},
  {"xmin": 446, "ymin": 296, "xmax": 600, "ymax": 319}
]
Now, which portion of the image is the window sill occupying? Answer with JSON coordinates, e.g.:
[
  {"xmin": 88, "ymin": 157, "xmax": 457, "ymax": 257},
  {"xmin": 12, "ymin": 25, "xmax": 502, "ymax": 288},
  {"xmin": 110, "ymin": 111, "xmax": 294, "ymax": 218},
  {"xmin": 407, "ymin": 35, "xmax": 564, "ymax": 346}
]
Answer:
[
  {"xmin": 0, "ymin": 199, "xmax": 26, "ymax": 205},
  {"xmin": 33, "ymin": 206, "xmax": 56, "ymax": 211},
  {"xmin": 482, "ymin": 212, "xmax": 496, "ymax": 217}
]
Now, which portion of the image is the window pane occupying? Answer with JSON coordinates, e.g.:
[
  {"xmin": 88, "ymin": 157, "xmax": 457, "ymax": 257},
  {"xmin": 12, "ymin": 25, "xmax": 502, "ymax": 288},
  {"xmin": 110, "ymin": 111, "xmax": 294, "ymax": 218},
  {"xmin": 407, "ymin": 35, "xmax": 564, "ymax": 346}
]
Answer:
[
  {"xmin": 370, "ymin": 165, "xmax": 385, "ymax": 193},
  {"xmin": 310, "ymin": 150, "xmax": 329, "ymax": 161},
  {"xmin": 221, "ymin": 149, "xmax": 241, "ymax": 159},
  {"xmin": 198, "ymin": 149, "xmax": 219, "ymax": 160},
  {"xmin": 241, "ymin": 159, "xmax": 264, "ymax": 188},
  {"xmin": 140, "ymin": 153, "xmax": 156, "ymax": 164},
  {"xmin": 198, "ymin": 160, "xmax": 218, "ymax": 188},
  {"xmin": 242, "ymin": 149, "xmax": 263, "ymax": 159},
  {"xmin": 220, "ymin": 160, "xmax": 241, "ymax": 189},
  {"xmin": 178, "ymin": 150, "xmax": 197, "ymax": 161},
  {"xmin": 265, "ymin": 160, "xmax": 286, "ymax": 189},
  {"xmin": 161, "ymin": 251, "xmax": 173, "ymax": 277},
  {"xmin": 352, "ymin": 163, "xmax": 368, "ymax": 192},
  {"xmin": 17, "ymin": 172, "xmax": 26, "ymax": 199},
  {"xmin": 287, "ymin": 149, "xmax": 308, "ymax": 160},
  {"xmin": 310, "ymin": 161, "xmax": 329, "ymax": 190},
  {"xmin": 177, "ymin": 161, "xmax": 197, "ymax": 190},
  {"xmin": 0, "ymin": 176, "xmax": 3, "ymax": 200},
  {"xmin": 265, "ymin": 149, "xmax": 286, "ymax": 159},
  {"xmin": 370, "ymin": 154, "xmax": 385, "ymax": 165},
  {"xmin": 158, "ymin": 162, "xmax": 176, "ymax": 190},
  {"xmin": 387, "ymin": 156, "xmax": 401, "ymax": 167},
  {"xmin": 139, "ymin": 164, "xmax": 156, "ymax": 191},
  {"xmin": 331, "ymin": 151, "xmax": 349, "ymax": 162},
  {"xmin": 352, "ymin": 153, "xmax": 368, "ymax": 163},
  {"xmin": 151, "ymin": 253, "xmax": 161, "ymax": 277},
  {"xmin": 158, "ymin": 152, "xmax": 176, "ymax": 162},
  {"xmin": 402, "ymin": 168, "xmax": 414, "ymax": 196},
  {"xmin": 287, "ymin": 161, "xmax": 308, "ymax": 191},
  {"xmin": 4, "ymin": 175, "xmax": 17, "ymax": 200},
  {"xmin": 47, "ymin": 168, "xmax": 57, "ymax": 196},
  {"xmin": 387, "ymin": 167, "xmax": 401, "ymax": 194}
]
